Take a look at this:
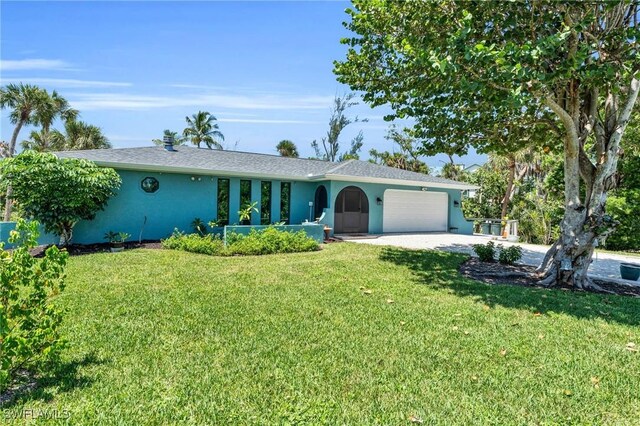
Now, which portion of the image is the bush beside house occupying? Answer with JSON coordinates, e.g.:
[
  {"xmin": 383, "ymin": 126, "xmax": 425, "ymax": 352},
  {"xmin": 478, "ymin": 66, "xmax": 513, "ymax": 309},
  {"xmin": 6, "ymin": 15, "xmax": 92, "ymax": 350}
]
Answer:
[
  {"xmin": 162, "ymin": 226, "xmax": 320, "ymax": 256},
  {"xmin": 0, "ymin": 151, "xmax": 121, "ymax": 246},
  {"xmin": 0, "ymin": 220, "xmax": 68, "ymax": 392}
]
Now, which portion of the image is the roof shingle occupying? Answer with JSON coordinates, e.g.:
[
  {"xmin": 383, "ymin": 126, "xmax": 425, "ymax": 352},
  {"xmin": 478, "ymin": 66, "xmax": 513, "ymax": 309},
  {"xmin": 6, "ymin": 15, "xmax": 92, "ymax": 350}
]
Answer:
[{"xmin": 55, "ymin": 146, "xmax": 476, "ymax": 189}]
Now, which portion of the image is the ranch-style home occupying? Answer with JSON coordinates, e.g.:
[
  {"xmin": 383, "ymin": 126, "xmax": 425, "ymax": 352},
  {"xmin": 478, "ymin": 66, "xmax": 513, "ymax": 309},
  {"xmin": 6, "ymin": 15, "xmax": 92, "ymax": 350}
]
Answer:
[{"xmin": 55, "ymin": 140, "xmax": 477, "ymax": 244}]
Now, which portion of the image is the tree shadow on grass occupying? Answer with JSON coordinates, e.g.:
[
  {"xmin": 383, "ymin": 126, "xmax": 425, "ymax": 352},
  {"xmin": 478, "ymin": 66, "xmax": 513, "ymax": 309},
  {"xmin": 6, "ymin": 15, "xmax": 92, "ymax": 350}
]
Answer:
[
  {"xmin": 380, "ymin": 246, "xmax": 640, "ymax": 327},
  {"xmin": 0, "ymin": 351, "xmax": 107, "ymax": 409}
]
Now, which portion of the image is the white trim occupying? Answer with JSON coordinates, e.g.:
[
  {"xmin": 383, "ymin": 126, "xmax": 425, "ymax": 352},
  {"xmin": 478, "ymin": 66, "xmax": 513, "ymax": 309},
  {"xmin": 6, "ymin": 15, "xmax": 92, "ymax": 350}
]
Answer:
[
  {"xmin": 324, "ymin": 174, "xmax": 479, "ymax": 190},
  {"xmin": 80, "ymin": 160, "xmax": 479, "ymax": 191},
  {"xmin": 88, "ymin": 161, "xmax": 312, "ymax": 182}
]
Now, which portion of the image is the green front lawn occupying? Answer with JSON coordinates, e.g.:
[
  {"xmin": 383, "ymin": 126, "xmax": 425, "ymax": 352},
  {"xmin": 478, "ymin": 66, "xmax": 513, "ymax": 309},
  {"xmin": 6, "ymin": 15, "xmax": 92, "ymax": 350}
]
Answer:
[{"xmin": 3, "ymin": 243, "xmax": 640, "ymax": 424}]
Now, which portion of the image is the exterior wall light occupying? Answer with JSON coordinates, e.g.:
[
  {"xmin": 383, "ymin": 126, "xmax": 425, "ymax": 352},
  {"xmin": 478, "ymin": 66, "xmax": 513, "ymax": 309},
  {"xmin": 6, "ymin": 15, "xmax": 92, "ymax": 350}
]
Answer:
[{"xmin": 376, "ymin": 197, "xmax": 383, "ymax": 205}]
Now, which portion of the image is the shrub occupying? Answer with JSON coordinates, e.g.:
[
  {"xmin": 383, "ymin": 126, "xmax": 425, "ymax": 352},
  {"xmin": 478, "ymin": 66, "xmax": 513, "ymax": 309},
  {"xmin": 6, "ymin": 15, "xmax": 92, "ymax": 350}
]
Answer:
[
  {"xmin": 498, "ymin": 245, "xmax": 523, "ymax": 265},
  {"xmin": 0, "ymin": 151, "xmax": 121, "ymax": 245},
  {"xmin": 0, "ymin": 219, "xmax": 68, "ymax": 392},
  {"xmin": 162, "ymin": 227, "xmax": 319, "ymax": 256},
  {"xmin": 162, "ymin": 230, "xmax": 225, "ymax": 256},
  {"xmin": 510, "ymin": 196, "xmax": 562, "ymax": 245},
  {"xmin": 227, "ymin": 227, "xmax": 319, "ymax": 256},
  {"xmin": 472, "ymin": 241, "xmax": 496, "ymax": 262}
]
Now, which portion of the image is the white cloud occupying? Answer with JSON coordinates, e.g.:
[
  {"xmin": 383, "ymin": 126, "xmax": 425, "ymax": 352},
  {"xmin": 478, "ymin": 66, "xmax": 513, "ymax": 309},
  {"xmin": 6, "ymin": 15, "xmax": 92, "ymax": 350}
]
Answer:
[
  {"xmin": 0, "ymin": 59, "xmax": 72, "ymax": 71},
  {"xmin": 106, "ymin": 135, "xmax": 154, "ymax": 143},
  {"xmin": 218, "ymin": 118, "xmax": 318, "ymax": 124},
  {"xmin": 0, "ymin": 77, "xmax": 132, "ymax": 88},
  {"xmin": 69, "ymin": 92, "xmax": 334, "ymax": 111}
]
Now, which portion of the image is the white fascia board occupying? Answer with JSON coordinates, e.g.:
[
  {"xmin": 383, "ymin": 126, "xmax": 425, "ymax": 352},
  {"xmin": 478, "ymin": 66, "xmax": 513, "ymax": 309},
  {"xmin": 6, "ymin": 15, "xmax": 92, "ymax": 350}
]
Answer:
[
  {"xmin": 323, "ymin": 174, "xmax": 480, "ymax": 190},
  {"xmin": 90, "ymin": 161, "xmax": 310, "ymax": 182},
  {"xmin": 80, "ymin": 160, "xmax": 479, "ymax": 190}
]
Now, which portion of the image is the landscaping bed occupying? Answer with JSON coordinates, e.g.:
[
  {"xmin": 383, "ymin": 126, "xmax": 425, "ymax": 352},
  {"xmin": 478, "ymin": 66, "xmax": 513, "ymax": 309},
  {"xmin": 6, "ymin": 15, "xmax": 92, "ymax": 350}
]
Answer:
[
  {"xmin": 31, "ymin": 240, "xmax": 163, "ymax": 257},
  {"xmin": 460, "ymin": 257, "xmax": 640, "ymax": 297}
]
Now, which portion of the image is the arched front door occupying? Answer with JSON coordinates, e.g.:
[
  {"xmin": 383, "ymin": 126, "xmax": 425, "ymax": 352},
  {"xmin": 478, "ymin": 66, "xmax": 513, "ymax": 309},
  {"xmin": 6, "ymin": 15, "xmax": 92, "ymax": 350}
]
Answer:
[{"xmin": 334, "ymin": 186, "xmax": 369, "ymax": 234}]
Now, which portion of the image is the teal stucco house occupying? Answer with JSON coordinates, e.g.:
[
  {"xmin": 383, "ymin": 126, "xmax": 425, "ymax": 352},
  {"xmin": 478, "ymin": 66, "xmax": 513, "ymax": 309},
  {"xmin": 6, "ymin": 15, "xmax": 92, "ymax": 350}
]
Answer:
[{"xmin": 55, "ymin": 141, "xmax": 477, "ymax": 244}]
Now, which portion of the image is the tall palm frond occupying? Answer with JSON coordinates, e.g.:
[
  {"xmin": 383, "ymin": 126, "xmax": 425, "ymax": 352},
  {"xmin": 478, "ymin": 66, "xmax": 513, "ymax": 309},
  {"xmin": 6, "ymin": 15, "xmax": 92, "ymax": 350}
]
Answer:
[
  {"xmin": 183, "ymin": 111, "xmax": 225, "ymax": 149},
  {"xmin": 63, "ymin": 120, "xmax": 111, "ymax": 150},
  {"xmin": 28, "ymin": 120, "xmax": 110, "ymax": 151},
  {"xmin": 0, "ymin": 83, "xmax": 51, "ymax": 156},
  {"xmin": 152, "ymin": 129, "xmax": 186, "ymax": 146},
  {"xmin": 20, "ymin": 129, "xmax": 66, "ymax": 152},
  {"xmin": 276, "ymin": 140, "xmax": 299, "ymax": 157},
  {"xmin": 33, "ymin": 90, "xmax": 79, "ymax": 133}
]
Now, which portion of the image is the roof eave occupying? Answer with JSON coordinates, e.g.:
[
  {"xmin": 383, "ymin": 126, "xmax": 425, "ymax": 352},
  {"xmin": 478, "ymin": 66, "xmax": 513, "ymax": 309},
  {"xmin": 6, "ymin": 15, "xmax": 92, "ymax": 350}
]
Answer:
[
  {"xmin": 55, "ymin": 155, "xmax": 479, "ymax": 190},
  {"xmin": 324, "ymin": 174, "xmax": 479, "ymax": 190},
  {"xmin": 84, "ymin": 160, "xmax": 314, "ymax": 182}
]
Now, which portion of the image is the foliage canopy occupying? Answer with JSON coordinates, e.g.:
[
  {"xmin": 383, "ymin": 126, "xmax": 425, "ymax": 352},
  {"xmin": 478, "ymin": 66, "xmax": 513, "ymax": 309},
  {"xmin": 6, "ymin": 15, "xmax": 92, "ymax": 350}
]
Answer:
[{"xmin": 0, "ymin": 151, "xmax": 121, "ymax": 244}]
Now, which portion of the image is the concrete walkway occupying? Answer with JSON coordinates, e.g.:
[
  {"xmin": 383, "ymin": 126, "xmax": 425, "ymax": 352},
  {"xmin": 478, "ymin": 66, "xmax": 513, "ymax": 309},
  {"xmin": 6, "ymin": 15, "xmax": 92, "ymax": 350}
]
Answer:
[{"xmin": 347, "ymin": 233, "xmax": 640, "ymax": 282}]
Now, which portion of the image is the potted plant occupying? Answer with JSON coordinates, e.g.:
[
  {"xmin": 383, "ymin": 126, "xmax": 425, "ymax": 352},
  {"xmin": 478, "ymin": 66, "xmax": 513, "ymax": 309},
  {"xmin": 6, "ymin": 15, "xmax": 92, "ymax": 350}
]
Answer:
[
  {"xmin": 104, "ymin": 231, "xmax": 131, "ymax": 253},
  {"xmin": 238, "ymin": 202, "xmax": 258, "ymax": 225},
  {"xmin": 620, "ymin": 262, "xmax": 640, "ymax": 281}
]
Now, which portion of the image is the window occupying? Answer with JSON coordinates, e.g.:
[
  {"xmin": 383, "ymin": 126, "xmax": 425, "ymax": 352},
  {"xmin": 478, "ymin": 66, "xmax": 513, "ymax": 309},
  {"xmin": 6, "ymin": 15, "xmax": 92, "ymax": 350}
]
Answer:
[
  {"xmin": 314, "ymin": 185, "xmax": 328, "ymax": 219},
  {"xmin": 280, "ymin": 182, "xmax": 291, "ymax": 224},
  {"xmin": 261, "ymin": 181, "xmax": 272, "ymax": 225},
  {"xmin": 217, "ymin": 178, "xmax": 229, "ymax": 225},
  {"xmin": 240, "ymin": 180, "xmax": 252, "ymax": 209},
  {"xmin": 141, "ymin": 177, "xmax": 159, "ymax": 193}
]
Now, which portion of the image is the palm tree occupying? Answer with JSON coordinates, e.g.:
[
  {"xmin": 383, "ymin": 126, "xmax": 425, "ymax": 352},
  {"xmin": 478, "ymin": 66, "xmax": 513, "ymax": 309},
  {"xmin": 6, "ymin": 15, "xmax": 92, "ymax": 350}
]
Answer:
[
  {"xmin": 54, "ymin": 120, "xmax": 112, "ymax": 150},
  {"xmin": 183, "ymin": 111, "xmax": 224, "ymax": 149},
  {"xmin": 21, "ymin": 129, "xmax": 65, "ymax": 152},
  {"xmin": 0, "ymin": 83, "xmax": 52, "ymax": 157},
  {"xmin": 152, "ymin": 129, "xmax": 186, "ymax": 146},
  {"xmin": 276, "ymin": 140, "xmax": 299, "ymax": 157},
  {"xmin": 33, "ymin": 90, "xmax": 79, "ymax": 134},
  {"xmin": 1, "ymin": 83, "xmax": 54, "ymax": 220}
]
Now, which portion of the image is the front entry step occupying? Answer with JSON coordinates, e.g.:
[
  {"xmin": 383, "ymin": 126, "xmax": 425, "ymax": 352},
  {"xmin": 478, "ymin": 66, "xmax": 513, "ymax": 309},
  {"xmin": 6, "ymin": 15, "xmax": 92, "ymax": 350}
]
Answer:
[{"xmin": 333, "ymin": 234, "xmax": 380, "ymax": 241}]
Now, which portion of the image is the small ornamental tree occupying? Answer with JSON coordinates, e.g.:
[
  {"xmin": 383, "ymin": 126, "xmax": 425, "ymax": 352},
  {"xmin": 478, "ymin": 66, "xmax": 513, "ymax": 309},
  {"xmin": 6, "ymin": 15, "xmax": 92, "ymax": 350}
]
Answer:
[
  {"xmin": 336, "ymin": 1, "xmax": 640, "ymax": 290},
  {"xmin": 0, "ymin": 151, "xmax": 121, "ymax": 245},
  {"xmin": 0, "ymin": 220, "xmax": 69, "ymax": 392}
]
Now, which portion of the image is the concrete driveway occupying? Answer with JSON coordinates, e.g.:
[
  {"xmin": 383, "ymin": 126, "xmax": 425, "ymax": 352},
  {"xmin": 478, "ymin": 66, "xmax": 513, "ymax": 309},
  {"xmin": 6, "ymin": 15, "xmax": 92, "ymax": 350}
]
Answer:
[{"xmin": 346, "ymin": 233, "xmax": 640, "ymax": 282}]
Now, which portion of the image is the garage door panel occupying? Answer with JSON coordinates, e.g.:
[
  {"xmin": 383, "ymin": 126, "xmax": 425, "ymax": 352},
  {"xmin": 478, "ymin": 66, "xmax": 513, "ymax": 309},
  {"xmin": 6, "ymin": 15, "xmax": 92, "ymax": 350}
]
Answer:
[{"xmin": 383, "ymin": 190, "xmax": 448, "ymax": 233}]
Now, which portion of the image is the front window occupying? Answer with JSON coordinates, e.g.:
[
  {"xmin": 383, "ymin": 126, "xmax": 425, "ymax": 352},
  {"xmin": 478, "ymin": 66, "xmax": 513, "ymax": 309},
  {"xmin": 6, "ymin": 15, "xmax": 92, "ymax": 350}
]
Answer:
[
  {"xmin": 240, "ymin": 180, "xmax": 252, "ymax": 209},
  {"xmin": 261, "ymin": 181, "xmax": 272, "ymax": 225},
  {"xmin": 217, "ymin": 178, "xmax": 229, "ymax": 225},
  {"xmin": 280, "ymin": 182, "xmax": 291, "ymax": 224}
]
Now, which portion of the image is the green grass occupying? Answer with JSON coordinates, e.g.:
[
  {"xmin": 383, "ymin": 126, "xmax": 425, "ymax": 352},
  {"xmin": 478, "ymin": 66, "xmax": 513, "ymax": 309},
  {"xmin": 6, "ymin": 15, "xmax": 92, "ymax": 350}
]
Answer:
[
  {"xmin": 596, "ymin": 248, "xmax": 640, "ymax": 258},
  {"xmin": 3, "ymin": 243, "xmax": 640, "ymax": 425}
]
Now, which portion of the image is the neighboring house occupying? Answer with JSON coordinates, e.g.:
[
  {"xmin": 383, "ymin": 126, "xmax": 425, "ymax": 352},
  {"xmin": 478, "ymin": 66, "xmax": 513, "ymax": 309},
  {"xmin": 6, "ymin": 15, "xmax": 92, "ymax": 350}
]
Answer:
[
  {"xmin": 463, "ymin": 163, "xmax": 483, "ymax": 174},
  {"xmin": 55, "ymin": 142, "xmax": 478, "ymax": 244},
  {"xmin": 462, "ymin": 163, "xmax": 483, "ymax": 198}
]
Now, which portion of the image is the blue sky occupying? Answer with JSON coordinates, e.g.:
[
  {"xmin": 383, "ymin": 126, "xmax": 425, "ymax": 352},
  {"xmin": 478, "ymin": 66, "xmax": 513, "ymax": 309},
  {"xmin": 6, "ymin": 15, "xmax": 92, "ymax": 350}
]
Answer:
[{"xmin": 1, "ymin": 1, "xmax": 483, "ymax": 167}]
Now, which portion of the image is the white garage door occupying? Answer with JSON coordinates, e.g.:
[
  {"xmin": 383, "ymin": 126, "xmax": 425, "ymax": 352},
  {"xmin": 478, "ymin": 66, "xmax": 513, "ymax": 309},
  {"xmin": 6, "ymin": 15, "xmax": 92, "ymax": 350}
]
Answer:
[{"xmin": 383, "ymin": 189, "xmax": 448, "ymax": 233}]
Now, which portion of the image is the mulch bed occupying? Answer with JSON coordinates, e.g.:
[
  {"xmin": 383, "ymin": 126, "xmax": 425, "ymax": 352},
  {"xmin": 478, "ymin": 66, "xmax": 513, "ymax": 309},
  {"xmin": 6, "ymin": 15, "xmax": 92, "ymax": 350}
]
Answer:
[
  {"xmin": 460, "ymin": 257, "xmax": 640, "ymax": 298},
  {"xmin": 30, "ymin": 240, "xmax": 163, "ymax": 257},
  {"xmin": 0, "ymin": 370, "xmax": 37, "ymax": 407}
]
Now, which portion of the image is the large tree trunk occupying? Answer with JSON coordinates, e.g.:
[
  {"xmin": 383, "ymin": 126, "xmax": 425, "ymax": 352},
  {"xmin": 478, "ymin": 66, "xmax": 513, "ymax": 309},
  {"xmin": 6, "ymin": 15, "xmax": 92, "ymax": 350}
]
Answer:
[
  {"xmin": 3, "ymin": 119, "xmax": 24, "ymax": 221},
  {"xmin": 501, "ymin": 155, "xmax": 516, "ymax": 220},
  {"xmin": 536, "ymin": 180, "xmax": 609, "ymax": 290},
  {"xmin": 537, "ymin": 77, "xmax": 639, "ymax": 289}
]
